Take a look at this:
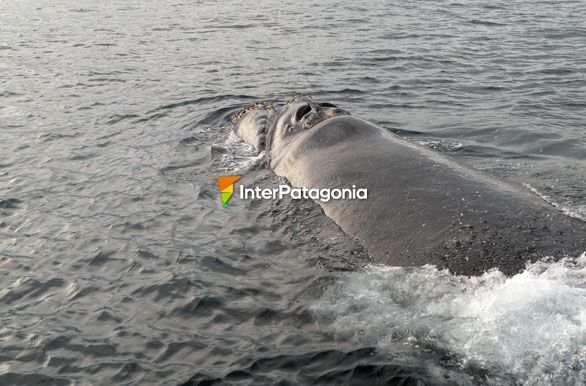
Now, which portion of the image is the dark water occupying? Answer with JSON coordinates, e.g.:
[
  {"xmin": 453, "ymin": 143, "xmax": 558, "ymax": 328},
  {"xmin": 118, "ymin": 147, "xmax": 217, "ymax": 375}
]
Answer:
[{"xmin": 1, "ymin": 0, "xmax": 585, "ymax": 385}]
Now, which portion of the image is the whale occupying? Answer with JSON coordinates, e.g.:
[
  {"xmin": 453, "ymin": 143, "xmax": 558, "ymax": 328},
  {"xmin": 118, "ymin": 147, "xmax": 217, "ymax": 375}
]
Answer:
[{"xmin": 231, "ymin": 96, "xmax": 585, "ymax": 276}]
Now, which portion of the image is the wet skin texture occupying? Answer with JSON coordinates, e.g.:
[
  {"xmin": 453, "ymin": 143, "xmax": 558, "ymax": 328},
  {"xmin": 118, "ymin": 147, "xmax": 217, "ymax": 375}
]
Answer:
[{"xmin": 234, "ymin": 96, "xmax": 585, "ymax": 276}]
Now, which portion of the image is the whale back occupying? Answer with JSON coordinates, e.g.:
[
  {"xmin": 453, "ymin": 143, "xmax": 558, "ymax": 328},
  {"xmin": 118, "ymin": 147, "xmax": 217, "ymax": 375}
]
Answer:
[{"xmin": 271, "ymin": 116, "xmax": 585, "ymax": 276}]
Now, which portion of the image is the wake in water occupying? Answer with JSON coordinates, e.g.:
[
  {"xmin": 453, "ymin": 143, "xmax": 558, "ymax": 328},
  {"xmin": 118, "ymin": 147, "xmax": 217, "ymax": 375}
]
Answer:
[
  {"xmin": 523, "ymin": 183, "xmax": 586, "ymax": 222},
  {"xmin": 215, "ymin": 131, "xmax": 265, "ymax": 173},
  {"xmin": 313, "ymin": 253, "xmax": 586, "ymax": 385}
]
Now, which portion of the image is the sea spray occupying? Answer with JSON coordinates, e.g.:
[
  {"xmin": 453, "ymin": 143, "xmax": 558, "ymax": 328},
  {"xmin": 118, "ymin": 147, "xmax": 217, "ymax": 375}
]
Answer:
[{"xmin": 313, "ymin": 253, "xmax": 586, "ymax": 384}]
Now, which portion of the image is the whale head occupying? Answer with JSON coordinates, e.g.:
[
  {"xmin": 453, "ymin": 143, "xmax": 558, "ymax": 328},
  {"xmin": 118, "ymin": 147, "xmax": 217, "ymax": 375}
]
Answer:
[
  {"xmin": 231, "ymin": 100, "xmax": 276, "ymax": 152},
  {"xmin": 232, "ymin": 96, "xmax": 349, "ymax": 154}
]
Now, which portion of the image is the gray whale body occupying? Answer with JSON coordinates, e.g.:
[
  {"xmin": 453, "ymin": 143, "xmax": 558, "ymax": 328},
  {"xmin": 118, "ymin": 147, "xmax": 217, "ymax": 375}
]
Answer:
[{"xmin": 232, "ymin": 96, "xmax": 585, "ymax": 276}]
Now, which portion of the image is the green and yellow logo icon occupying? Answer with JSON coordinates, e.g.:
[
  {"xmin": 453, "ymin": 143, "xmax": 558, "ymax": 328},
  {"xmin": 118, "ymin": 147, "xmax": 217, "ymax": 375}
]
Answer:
[{"xmin": 217, "ymin": 175, "xmax": 241, "ymax": 208}]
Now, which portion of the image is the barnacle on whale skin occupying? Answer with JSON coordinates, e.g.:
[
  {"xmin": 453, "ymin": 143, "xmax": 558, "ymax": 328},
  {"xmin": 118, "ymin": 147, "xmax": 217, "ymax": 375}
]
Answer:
[{"xmin": 231, "ymin": 101, "xmax": 276, "ymax": 124}]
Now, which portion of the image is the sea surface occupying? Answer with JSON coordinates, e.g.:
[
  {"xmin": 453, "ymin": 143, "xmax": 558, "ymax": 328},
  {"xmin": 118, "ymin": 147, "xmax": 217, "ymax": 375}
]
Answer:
[{"xmin": 1, "ymin": 0, "xmax": 585, "ymax": 385}]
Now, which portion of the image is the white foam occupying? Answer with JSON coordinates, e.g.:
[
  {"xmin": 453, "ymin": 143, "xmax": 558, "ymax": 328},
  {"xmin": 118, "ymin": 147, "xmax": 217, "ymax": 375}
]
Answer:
[
  {"xmin": 216, "ymin": 131, "xmax": 265, "ymax": 172},
  {"xmin": 523, "ymin": 183, "xmax": 586, "ymax": 222},
  {"xmin": 313, "ymin": 253, "xmax": 586, "ymax": 384},
  {"xmin": 415, "ymin": 138, "xmax": 464, "ymax": 152}
]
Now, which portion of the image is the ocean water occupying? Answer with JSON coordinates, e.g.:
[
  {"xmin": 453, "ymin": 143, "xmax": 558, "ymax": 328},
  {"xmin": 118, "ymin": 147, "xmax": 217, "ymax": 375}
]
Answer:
[{"xmin": 1, "ymin": 0, "xmax": 585, "ymax": 385}]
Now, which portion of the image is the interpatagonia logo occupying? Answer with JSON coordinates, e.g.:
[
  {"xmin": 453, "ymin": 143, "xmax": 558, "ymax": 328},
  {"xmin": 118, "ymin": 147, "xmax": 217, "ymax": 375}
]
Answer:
[
  {"xmin": 218, "ymin": 174, "xmax": 368, "ymax": 208},
  {"xmin": 217, "ymin": 175, "xmax": 241, "ymax": 208},
  {"xmin": 240, "ymin": 184, "xmax": 367, "ymax": 202}
]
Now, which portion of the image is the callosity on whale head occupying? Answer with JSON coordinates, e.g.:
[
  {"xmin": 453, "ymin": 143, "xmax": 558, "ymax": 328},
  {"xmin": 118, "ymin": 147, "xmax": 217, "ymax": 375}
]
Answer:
[
  {"xmin": 231, "ymin": 101, "xmax": 276, "ymax": 152},
  {"xmin": 232, "ymin": 96, "xmax": 350, "ymax": 153}
]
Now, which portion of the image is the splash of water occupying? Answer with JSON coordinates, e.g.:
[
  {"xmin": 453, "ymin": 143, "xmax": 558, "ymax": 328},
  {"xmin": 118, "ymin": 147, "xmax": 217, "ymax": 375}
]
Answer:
[
  {"xmin": 216, "ymin": 131, "xmax": 265, "ymax": 172},
  {"xmin": 313, "ymin": 253, "xmax": 586, "ymax": 384}
]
